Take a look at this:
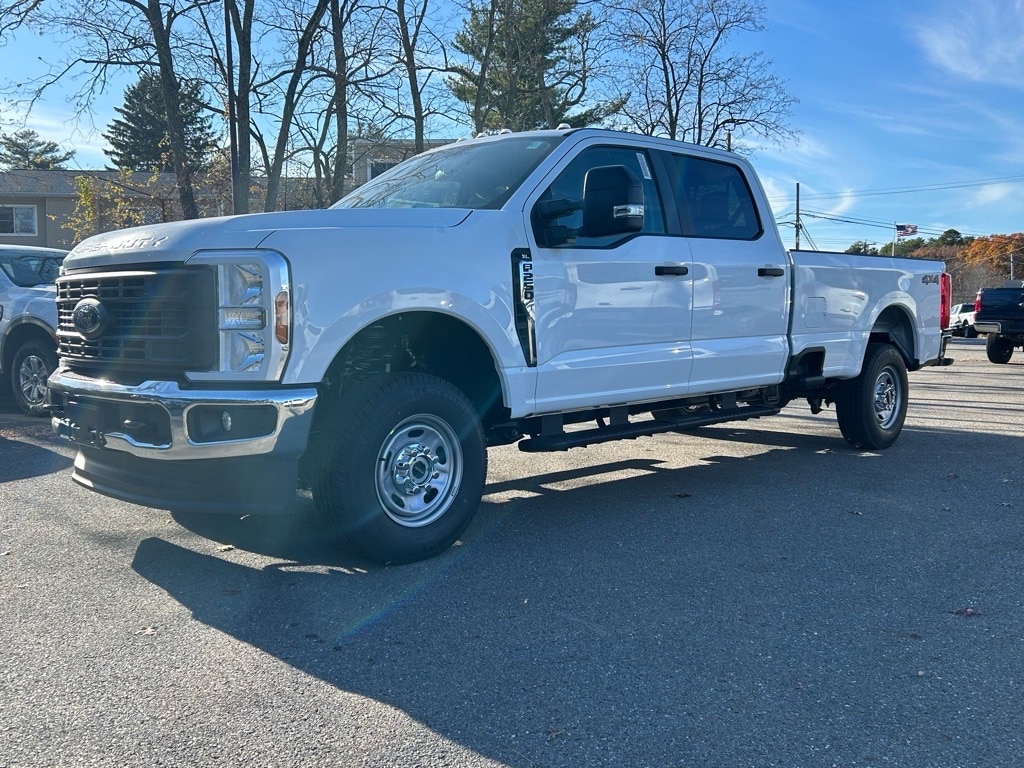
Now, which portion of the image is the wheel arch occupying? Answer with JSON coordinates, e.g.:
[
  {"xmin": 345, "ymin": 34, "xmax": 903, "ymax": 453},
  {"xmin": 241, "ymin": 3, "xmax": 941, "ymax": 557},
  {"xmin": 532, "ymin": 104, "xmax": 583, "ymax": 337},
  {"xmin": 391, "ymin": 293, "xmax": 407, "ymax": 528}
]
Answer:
[
  {"xmin": 1, "ymin": 318, "xmax": 57, "ymax": 374},
  {"xmin": 868, "ymin": 303, "xmax": 919, "ymax": 370},
  {"xmin": 317, "ymin": 310, "xmax": 508, "ymax": 426}
]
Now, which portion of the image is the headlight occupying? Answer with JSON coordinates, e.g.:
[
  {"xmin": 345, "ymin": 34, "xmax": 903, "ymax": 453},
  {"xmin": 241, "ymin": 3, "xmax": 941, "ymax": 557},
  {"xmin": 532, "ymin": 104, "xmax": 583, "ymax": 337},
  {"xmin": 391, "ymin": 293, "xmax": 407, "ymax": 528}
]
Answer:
[{"xmin": 184, "ymin": 250, "xmax": 291, "ymax": 382}]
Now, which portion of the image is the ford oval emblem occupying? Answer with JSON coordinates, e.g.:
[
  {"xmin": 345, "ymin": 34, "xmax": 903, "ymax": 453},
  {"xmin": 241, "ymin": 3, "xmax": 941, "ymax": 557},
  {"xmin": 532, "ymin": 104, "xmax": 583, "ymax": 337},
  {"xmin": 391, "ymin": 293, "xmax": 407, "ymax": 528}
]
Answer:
[{"xmin": 71, "ymin": 298, "xmax": 109, "ymax": 339}]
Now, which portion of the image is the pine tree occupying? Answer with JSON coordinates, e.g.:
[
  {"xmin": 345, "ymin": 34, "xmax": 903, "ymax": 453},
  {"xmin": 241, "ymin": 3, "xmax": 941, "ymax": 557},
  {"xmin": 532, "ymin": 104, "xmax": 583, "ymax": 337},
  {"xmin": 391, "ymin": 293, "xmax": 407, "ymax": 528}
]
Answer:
[
  {"xmin": 0, "ymin": 129, "xmax": 75, "ymax": 170},
  {"xmin": 448, "ymin": 0, "xmax": 617, "ymax": 133},
  {"xmin": 104, "ymin": 72, "xmax": 218, "ymax": 173}
]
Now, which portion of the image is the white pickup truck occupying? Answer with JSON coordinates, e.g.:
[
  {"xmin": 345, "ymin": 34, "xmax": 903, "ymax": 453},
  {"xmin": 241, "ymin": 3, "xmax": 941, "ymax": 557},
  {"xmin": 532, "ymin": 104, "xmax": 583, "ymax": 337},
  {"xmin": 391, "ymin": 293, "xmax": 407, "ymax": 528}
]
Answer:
[{"xmin": 49, "ymin": 128, "xmax": 952, "ymax": 562}]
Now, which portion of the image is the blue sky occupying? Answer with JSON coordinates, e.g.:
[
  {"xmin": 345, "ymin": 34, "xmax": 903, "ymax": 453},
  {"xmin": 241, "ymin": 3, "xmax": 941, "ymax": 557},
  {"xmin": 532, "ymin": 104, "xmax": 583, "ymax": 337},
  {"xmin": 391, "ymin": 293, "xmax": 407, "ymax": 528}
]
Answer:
[
  {"xmin": 1, "ymin": 0, "xmax": 1022, "ymax": 252},
  {"xmin": 753, "ymin": 0, "xmax": 1024, "ymax": 250}
]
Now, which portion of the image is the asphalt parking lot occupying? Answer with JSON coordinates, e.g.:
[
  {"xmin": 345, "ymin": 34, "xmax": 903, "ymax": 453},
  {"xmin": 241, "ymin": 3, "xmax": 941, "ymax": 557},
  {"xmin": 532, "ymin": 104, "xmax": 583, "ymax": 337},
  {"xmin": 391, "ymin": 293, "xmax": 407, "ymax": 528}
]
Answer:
[{"xmin": 1, "ymin": 337, "xmax": 1022, "ymax": 768}]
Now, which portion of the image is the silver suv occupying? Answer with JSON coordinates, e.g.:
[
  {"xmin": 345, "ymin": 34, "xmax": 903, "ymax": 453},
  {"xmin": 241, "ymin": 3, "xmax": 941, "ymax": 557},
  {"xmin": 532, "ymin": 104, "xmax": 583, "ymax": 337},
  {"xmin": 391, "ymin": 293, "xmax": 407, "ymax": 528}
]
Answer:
[
  {"xmin": 948, "ymin": 302, "xmax": 977, "ymax": 338},
  {"xmin": 0, "ymin": 244, "xmax": 68, "ymax": 415}
]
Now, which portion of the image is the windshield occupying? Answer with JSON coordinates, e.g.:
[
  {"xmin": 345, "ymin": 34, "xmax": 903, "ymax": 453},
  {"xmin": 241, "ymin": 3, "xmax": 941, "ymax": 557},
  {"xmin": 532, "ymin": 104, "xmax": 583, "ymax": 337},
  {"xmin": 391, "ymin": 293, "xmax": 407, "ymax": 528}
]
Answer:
[
  {"xmin": 0, "ymin": 248, "xmax": 67, "ymax": 287},
  {"xmin": 333, "ymin": 136, "xmax": 564, "ymax": 210}
]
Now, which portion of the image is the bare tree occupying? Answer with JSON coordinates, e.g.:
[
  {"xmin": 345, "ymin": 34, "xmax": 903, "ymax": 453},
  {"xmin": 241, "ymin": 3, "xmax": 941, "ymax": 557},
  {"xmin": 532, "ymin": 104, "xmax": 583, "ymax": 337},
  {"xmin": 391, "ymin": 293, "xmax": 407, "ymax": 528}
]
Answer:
[
  {"xmin": 0, "ymin": 0, "xmax": 43, "ymax": 37},
  {"xmin": 603, "ymin": 0, "xmax": 795, "ymax": 149},
  {"xmin": 250, "ymin": 0, "xmax": 333, "ymax": 210},
  {"xmin": 0, "ymin": 0, "xmax": 216, "ymax": 218},
  {"xmin": 311, "ymin": 0, "xmax": 396, "ymax": 203},
  {"xmin": 388, "ymin": 0, "xmax": 462, "ymax": 153}
]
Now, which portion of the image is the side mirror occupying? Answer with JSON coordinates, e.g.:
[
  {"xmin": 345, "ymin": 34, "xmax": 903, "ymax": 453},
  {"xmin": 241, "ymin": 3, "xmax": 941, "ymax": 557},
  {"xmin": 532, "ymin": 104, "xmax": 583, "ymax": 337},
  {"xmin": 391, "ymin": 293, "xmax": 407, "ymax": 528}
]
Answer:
[{"xmin": 581, "ymin": 165, "xmax": 645, "ymax": 238}]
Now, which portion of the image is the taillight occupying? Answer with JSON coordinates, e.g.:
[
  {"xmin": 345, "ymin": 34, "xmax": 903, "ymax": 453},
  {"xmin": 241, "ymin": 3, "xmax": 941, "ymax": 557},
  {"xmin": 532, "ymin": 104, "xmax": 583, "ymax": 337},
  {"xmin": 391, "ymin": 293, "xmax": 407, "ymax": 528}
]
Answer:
[
  {"xmin": 974, "ymin": 291, "xmax": 982, "ymax": 313},
  {"xmin": 940, "ymin": 272, "xmax": 952, "ymax": 330}
]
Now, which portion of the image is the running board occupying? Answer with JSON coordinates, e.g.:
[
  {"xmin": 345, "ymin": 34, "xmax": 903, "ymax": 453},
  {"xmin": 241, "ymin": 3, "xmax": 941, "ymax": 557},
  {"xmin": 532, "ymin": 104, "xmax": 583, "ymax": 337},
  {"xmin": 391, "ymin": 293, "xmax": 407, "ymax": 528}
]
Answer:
[{"xmin": 518, "ymin": 404, "xmax": 781, "ymax": 452}]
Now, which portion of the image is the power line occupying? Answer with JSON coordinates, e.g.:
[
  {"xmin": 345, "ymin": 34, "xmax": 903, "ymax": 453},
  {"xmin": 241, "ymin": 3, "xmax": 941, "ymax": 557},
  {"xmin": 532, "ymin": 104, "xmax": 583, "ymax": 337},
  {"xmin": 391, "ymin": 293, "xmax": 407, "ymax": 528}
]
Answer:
[
  {"xmin": 768, "ymin": 174, "xmax": 1024, "ymax": 205},
  {"xmin": 797, "ymin": 208, "xmax": 986, "ymax": 239}
]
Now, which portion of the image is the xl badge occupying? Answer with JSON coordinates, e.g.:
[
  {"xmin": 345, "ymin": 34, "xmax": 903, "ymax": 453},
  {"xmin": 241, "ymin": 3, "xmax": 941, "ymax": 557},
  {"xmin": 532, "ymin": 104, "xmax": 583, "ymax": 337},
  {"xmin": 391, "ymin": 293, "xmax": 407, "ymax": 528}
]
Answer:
[{"xmin": 71, "ymin": 298, "xmax": 109, "ymax": 339}]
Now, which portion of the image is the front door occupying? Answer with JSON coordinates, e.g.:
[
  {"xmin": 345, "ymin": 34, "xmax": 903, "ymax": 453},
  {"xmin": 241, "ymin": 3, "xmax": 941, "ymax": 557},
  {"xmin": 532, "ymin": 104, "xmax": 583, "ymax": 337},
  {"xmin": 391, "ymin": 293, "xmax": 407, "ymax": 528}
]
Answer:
[{"xmin": 525, "ymin": 144, "xmax": 695, "ymax": 413}]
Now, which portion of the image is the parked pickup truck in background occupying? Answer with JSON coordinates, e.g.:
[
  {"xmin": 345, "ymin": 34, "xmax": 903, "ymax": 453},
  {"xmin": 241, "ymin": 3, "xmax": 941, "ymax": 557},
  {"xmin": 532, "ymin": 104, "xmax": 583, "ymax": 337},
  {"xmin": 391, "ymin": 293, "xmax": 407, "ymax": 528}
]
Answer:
[
  {"xmin": 49, "ymin": 128, "xmax": 953, "ymax": 563},
  {"xmin": 948, "ymin": 302, "xmax": 977, "ymax": 337},
  {"xmin": 974, "ymin": 280, "xmax": 1024, "ymax": 363}
]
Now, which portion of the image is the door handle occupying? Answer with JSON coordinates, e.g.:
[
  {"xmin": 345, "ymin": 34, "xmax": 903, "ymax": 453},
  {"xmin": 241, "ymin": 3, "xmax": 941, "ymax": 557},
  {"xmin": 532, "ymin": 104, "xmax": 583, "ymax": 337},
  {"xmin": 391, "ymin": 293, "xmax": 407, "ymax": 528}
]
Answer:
[
  {"xmin": 655, "ymin": 265, "xmax": 689, "ymax": 276},
  {"xmin": 758, "ymin": 266, "xmax": 785, "ymax": 277}
]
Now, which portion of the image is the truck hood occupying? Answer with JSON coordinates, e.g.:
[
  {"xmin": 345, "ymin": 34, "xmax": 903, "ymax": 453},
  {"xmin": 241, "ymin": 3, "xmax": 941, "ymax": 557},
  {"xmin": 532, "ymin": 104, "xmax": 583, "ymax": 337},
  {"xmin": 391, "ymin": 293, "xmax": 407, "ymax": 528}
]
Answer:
[
  {"xmin": 64, "ymin": 208, "xmax": 473, "ymax": 271},
  {"xmin": 12, "ymin": 284, "xmax": 56, "ymax": 295}
]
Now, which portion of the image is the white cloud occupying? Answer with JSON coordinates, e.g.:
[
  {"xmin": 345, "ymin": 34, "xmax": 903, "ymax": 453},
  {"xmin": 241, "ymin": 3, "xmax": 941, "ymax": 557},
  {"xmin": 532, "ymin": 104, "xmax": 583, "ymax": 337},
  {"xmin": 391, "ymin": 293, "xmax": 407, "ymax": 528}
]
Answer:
[
  {"xmin": 916, "ymin": 0, "xmax": 1024, "ymax": 87},
  {"xmin": 970, "ymin": 183, "xmax": 1017, "ymax": 207}
]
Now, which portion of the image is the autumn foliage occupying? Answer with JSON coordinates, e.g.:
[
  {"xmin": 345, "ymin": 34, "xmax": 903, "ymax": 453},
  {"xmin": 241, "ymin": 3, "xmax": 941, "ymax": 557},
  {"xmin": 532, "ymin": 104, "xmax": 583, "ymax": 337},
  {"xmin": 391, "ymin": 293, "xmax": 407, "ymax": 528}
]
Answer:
[{"xmin": 961, "ymin": 233, "xmax": 1024, "ymax": 273}]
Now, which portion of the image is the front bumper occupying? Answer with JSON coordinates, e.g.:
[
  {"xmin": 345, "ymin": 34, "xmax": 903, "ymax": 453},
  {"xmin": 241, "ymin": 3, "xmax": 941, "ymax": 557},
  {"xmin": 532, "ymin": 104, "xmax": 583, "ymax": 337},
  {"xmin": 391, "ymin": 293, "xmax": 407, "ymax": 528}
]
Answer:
[{"xmin": 49, "ymin": 368, "xmax": 318, "ymax": 514}]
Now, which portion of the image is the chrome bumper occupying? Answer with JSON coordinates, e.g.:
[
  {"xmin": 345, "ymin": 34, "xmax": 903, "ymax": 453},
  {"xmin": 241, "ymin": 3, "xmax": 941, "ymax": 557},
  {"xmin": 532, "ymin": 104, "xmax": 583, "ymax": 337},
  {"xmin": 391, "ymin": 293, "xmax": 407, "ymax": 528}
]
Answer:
[
  {"xmin": 974, "ymin": 322, "xmax": 1000, "ymax": 335},
  {"xmin": 49, "ymin": 368, "xmax": 317, "ymax": 461}
]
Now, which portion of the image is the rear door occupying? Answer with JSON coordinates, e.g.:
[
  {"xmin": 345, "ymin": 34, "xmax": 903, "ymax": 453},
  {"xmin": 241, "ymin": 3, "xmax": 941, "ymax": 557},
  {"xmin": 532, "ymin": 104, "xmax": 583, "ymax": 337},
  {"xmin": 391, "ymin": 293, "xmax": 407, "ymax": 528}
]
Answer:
[{"xmin": 658, "ymin": 150, "xmax": 790, "ymax": 393}]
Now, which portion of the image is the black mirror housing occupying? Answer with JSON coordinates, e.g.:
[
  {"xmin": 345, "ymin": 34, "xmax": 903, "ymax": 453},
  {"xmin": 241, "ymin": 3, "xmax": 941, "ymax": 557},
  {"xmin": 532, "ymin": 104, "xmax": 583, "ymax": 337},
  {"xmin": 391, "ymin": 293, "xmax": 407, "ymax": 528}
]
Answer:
[{"xmin": 581, "ymin": 165, "xmax": 645, "ymax": 238}]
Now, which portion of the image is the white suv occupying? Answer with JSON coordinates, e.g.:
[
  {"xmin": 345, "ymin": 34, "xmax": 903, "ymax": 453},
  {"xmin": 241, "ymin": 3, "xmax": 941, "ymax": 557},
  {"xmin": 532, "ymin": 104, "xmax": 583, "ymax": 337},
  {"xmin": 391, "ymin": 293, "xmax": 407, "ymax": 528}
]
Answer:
[
  {"xmin": 0, "ymin": 245, "xmax": 68, "ymax": 415},
  {"xmin": 948, "ymin": 302, "xmax": 978, "ymax": 337}
]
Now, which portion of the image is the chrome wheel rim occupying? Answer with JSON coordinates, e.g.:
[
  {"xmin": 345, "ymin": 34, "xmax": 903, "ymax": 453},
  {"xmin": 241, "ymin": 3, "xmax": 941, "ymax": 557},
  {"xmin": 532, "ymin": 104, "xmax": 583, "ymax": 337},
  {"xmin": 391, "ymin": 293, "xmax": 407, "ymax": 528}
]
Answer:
[
  {"xmin": 18, "ymin": 354, "xmax": 50, "ymax": 407},
  {"xmin": 376, "ymin": 414, "xmax": 463, "ymax": 527},
  {"xmin": 873, "ymin": 365, "xmax": 902, "ymax": 430}
]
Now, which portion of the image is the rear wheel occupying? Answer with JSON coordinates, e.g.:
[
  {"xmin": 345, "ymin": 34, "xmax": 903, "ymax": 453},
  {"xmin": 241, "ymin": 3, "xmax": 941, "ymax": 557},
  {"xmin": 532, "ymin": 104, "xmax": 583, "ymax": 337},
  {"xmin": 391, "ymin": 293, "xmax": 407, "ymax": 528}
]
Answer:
[
  {"xmin": 964, "ymin": 324, "xmax": 978, "ymax": 339},
  {"xmin": 11, "ymin": 339, "xmax": 56, "ymax": 417},
  {"xmin": 986, "ymin": 335, "xmax": 1014, "ymax": 364},
  {"xmin": 834, "ymin": 343, "xmax": 908, "ymax": 450},
  {"xmin": 313, "ymin": 373, "xmax": 487, "ymax": 563}
]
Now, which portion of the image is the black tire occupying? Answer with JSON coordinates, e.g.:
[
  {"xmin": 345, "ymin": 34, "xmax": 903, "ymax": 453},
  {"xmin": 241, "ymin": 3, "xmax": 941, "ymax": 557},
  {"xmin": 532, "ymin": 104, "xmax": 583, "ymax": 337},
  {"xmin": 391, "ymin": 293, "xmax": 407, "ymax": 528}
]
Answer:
[
  {"xmin": 986, "ymin": 335, "xmax": 1014, "ymax": 364},
  {"xmin": 834, "ymin": 343, "xmax": 908, "ymax": 450},
  {"xmin": 313, "ymin": 372, "xmax": 487, "ymax": 563},
  {"xmin": 964, "ymin": 324, "xmax": 978, "ymax": 339},
  {"xmin": 10, "ymin": 339, "xmax": 57, "ymax": 417}
]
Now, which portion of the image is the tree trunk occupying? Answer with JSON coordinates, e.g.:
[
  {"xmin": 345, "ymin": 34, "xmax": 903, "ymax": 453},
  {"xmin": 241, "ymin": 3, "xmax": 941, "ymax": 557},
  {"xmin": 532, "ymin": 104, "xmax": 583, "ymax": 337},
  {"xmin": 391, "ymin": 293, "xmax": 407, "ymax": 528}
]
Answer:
[{"xmin": 147, "ymin": 0, "xmax": 199, "ymax": 219}]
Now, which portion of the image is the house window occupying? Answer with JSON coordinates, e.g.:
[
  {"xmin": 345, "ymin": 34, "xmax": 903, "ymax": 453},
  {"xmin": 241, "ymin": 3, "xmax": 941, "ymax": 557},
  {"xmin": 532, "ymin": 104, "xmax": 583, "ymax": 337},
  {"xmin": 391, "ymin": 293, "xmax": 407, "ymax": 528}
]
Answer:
[
  {"xmin": 369, "ymin": 160, "xmax": 397, "ymax": 180},
  {"xmin": 0, "ymin": 205, "xmax": 38, "ymax": 236}
]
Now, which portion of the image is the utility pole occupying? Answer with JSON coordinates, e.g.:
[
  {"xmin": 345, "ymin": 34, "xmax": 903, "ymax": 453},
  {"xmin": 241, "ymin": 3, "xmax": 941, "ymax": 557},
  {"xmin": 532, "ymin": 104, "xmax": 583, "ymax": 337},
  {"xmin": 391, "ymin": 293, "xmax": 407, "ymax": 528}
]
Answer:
[
  {"xmin": 794, "ymin": 182, "xmax": 801, "ymax": 250},
  {"xmin": 225, "ymin": 0, "xmax": 243, "ymax": 215}
]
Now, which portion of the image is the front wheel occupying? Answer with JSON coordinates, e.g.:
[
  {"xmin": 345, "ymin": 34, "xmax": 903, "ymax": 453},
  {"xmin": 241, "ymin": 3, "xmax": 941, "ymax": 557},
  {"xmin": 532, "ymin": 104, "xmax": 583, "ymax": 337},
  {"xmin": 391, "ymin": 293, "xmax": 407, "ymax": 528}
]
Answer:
[
  {"xmin": 986, "ymin": 335, "xmax": 1014, "ymax": 364},
  {"xmin": 834, "ymin": 343, "xmax": 908, "ymax": 450},
  {"xmin": 313, "ymin": 373, "xmax": 487, "ymax": 563},
  {"xmin": 11, "ymin": 339, "xmax": 57, "ymax": 417}
]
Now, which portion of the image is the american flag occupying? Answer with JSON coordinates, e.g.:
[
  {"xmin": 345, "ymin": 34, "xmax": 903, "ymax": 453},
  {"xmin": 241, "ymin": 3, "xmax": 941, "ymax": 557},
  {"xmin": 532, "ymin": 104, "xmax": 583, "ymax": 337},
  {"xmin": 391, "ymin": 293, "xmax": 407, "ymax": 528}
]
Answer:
[{"xmin": 896, "ymin": 223, "xmax": 918, "ymax": 238}]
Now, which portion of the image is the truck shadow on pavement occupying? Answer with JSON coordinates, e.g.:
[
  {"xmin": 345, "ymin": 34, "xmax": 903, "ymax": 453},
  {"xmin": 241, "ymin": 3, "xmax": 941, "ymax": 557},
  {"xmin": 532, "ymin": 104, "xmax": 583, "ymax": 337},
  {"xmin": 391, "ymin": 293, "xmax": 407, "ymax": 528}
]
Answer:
[
  {"xmin": 0, "ymin": 434, "xmax": 73, "ymax": 482},
  {"xmin": 131, "ymin": 421, "xmax": 1024, "ymax": 767},
  {"xmin": 167, "ymin": 427, "xmax": 835, "ymax": 566}
]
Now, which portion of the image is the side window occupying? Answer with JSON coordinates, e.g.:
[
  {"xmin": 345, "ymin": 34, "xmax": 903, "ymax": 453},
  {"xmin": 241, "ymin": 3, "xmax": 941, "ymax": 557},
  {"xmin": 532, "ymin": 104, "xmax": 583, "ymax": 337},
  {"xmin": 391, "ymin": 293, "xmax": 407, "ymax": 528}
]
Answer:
[
  {"xmin": 663, "ymin": 153, "xmax": 761, "ymax": 240},
  {"xmin": 531, "ymin": 145, "xmax": 665, "ymax": 248}
]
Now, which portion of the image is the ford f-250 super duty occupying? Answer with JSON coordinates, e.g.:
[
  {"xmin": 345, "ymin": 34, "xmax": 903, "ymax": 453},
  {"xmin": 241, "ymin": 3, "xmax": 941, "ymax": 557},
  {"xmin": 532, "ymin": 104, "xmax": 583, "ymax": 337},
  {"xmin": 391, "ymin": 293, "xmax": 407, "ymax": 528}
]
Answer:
[{"xmin": 49, "ymin": 128, "xmax": 952, "ymax": 562}]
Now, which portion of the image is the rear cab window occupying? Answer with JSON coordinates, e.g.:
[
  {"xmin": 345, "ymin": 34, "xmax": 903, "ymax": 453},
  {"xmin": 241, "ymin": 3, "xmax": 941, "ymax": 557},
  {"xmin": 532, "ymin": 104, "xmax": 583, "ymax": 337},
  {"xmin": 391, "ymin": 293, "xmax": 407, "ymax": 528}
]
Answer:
[{"xmin": 661, "ymin": 153, "xmax": 762, "ymax": 240}]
